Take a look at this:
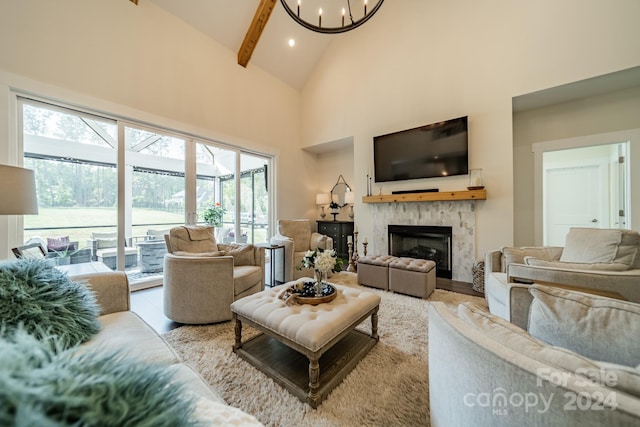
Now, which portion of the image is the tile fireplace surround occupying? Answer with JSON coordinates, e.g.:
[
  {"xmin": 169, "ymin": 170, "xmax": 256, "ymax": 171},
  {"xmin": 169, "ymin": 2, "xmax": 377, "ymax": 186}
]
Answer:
[{"xmin": 369, "ymin": 201, "xmax": 476, "ymax": 283}]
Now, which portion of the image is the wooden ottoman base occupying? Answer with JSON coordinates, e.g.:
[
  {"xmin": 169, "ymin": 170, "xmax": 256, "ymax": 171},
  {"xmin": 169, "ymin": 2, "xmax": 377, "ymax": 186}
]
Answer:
[{"xmin": 233, "ymin": 326, "xmax": 377, "ymax": 408}]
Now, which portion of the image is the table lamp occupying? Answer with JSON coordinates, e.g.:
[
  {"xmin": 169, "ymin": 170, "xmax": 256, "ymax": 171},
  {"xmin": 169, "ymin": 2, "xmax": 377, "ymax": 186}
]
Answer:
[
  {"xmin": 315, "ymin": 193, "xmax": 331, "ymax": 219},
  {"xmin": 0, "ymin": 164, "xmax": 38, "ymax": 215},
  {"xmin": 344, "ymin": 191, "xmax": 355, "ymax": 219}
]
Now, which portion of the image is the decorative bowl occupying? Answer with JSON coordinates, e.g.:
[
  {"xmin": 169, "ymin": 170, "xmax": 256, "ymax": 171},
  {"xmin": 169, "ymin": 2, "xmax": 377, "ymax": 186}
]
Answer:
[{"xmin": 279, "ymin": 281, "xmax": 337, "ymax": 305}]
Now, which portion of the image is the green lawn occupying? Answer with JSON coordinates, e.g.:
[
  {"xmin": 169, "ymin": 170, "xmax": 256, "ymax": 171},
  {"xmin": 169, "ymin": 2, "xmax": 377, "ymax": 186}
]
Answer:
[{"xmin": 25, "ymin": 207, "xmax": 184, "ymax": 228}]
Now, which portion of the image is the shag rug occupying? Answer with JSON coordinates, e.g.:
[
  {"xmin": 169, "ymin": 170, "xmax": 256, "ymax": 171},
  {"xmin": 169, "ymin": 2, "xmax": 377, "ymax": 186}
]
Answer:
[
  {"xmin": 0, "ymin": 259, "xmax": 100, "ymax": 349},
  {"xmin": 163, "ymin": 272, "xmax": 486, "ymax": 427}
]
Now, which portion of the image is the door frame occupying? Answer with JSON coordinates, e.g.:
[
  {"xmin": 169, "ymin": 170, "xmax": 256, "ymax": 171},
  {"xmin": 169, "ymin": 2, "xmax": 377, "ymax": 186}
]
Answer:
[{"xmin": 532, "ymin": 128, "xmax": 639, "ymax": 246}]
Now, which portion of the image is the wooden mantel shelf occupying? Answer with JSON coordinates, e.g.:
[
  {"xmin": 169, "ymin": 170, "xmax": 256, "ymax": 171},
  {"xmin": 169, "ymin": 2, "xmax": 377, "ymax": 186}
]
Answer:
[{"xmin": 362, "ymin": 189, "xmax": 486, "ymax": 203}]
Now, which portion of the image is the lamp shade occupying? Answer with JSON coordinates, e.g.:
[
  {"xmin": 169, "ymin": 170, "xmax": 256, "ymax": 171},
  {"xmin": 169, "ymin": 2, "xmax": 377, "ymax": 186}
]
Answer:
[
  {"xmin": 344, "ymin": 191, "xmax": 355, "ymax": 204},
  {"xmin": 0, "ymin": 164, "xmax": 38, "ymax": 215},
  {"xmin": 316, "ymin": 193, "xmax": 331, "ymax": 205}
]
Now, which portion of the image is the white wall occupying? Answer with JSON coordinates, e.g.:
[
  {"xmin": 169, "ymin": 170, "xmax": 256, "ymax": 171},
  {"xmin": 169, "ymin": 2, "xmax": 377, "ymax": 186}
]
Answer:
[
  {"xmin": 301, "ymin": 0, "xmax": 640, "ymax": 259},
  {"xmin": 0, "ymin": 0, "xmax": 306, "ymax": 257},
  {"xmin": 513, "ymin": 86, "xmax": 640, "ymax": 245},
  {"xmin": 315, "ymin": 146, "xmax": 355, "ymax": 223}
]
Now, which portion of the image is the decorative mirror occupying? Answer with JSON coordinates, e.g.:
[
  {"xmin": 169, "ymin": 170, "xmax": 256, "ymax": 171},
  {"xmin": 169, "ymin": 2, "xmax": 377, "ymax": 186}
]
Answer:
[{"xmin": 330, "ymin": 175, "xmax": 352, "ymax": 208}]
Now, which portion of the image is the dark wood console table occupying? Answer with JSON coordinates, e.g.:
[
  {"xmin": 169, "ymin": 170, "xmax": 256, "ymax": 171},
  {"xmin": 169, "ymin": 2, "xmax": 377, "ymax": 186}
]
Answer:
[{"xmin": 317, "ymin": 220, "xmax": 355, "ymax": 260}]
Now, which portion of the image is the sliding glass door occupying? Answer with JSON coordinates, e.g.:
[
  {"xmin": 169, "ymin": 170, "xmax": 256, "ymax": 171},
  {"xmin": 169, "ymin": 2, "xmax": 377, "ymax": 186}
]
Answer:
[
  {"xmin": 196, "ymin": 142, "xmax": 237, "ymax": 242},
  {"xmin": 19, "ymin": 97, "xmax": 273, "ymax": 289},
  {"xmin": 240, "ymin": 153, "xmax": 269, "ymax": 244}
]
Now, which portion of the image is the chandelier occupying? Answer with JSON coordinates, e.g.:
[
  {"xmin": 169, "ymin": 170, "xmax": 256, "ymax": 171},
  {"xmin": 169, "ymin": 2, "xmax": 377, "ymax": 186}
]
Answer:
[{"xmin": 280, "ymin": 0, "xmax": 385, "ymax": 34}]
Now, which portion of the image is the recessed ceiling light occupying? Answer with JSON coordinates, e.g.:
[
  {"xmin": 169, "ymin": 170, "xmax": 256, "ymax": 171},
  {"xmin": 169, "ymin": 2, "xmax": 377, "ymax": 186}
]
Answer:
[{"xmin": 288, "ymin": 38, "xmax": 295, "ymax": 47}]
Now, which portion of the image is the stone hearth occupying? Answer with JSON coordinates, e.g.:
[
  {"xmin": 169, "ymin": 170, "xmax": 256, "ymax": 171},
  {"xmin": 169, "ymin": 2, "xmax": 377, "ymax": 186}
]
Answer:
[{"xmin": 369, "ymin": 201, "xmax": 476, "ymax": 283}]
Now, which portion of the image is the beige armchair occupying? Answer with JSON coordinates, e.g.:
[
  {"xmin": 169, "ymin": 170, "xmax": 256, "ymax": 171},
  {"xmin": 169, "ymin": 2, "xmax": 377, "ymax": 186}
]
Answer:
[
  {"xmin": 163, "ymin": 225, "xmax": 265, "ymax": 324},
  {"xmin": 269, "ymin": 219, "xmax": 333, "ymax": 283},
  {"xmin": 485, "ymin": 227, "xmax": 640, "ymax": 321}
]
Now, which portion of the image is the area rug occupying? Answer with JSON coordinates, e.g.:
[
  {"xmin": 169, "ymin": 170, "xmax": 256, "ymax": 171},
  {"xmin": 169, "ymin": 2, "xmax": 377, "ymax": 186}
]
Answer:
[{"xmin": 163, "ymin": 272, "xmax": 486, "ymax": 427}]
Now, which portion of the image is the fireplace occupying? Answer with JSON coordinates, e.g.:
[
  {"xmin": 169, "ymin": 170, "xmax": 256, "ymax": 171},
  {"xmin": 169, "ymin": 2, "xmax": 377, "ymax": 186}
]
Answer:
[{"xmin": 388, "ymin": 225, "xmax": 453, "ymax": 279}]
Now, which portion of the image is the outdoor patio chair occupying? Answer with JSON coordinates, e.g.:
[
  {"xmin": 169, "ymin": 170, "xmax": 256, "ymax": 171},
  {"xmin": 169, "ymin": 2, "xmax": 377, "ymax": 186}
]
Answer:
[{"xmin": 87, "ymin": 232, "xmax": 138, "ymax": 269}]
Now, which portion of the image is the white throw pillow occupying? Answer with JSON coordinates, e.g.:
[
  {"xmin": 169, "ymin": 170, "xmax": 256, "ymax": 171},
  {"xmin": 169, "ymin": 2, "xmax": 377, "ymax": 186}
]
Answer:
[{"xmin": 528, "ymin": 285, "xmax": 640, "ymax": 367}]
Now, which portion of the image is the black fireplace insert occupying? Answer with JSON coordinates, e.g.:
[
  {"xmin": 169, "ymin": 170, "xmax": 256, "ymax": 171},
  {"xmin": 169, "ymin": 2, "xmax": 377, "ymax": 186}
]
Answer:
[{"xmin": 388, "ymin": 225, "xmax": 453, "ymax": 279}]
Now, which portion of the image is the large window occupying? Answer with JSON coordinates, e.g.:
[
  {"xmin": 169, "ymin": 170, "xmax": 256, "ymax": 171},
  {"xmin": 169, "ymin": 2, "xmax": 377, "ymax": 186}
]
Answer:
[{"xmin": 19, "ymin": 98, "xmax": 272, "ymax": 289}]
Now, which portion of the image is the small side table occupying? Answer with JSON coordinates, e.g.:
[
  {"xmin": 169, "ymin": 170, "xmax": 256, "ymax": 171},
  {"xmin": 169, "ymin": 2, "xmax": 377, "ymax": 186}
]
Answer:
[{"xmin": 256, "ymin": 243, "xmax": 285, "ymax": 287}]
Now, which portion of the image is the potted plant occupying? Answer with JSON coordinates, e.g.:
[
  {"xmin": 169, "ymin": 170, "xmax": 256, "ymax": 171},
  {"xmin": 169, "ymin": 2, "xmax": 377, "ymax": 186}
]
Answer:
[
  {"xmin": 49, "ymin": 245, "xmax": 80, "ymax": 266},
  {"xmin": 203, "ymin": 202, "xmax": 226, "ymax": 227}
]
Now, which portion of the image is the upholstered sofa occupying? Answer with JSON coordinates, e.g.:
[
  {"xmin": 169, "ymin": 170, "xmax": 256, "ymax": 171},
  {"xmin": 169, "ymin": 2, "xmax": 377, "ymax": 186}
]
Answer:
[
  {"xmin": 485, "ymin": 227, "xmax": 640, "ymax": 321},
  {"xmin": 429, "ymin": 285, "xmax": 640, "ymax": 426},
  {"xmin": 269, "ymin": 219, "xmax": 333, "ymax": 283},
  {"xmin": 77, "ymin": 270, "xmax": 263, "ymax": 425}
]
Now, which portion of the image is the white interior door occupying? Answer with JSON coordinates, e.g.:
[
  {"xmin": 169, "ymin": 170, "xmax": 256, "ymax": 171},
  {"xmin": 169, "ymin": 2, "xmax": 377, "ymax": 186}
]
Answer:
[
  {"xmin": 533, "ymin": 132, "xmax": 636, "ymax": 246},
  {"xmin": 544, "ymin": 162, "xmax": 608, "ymax": 246}
]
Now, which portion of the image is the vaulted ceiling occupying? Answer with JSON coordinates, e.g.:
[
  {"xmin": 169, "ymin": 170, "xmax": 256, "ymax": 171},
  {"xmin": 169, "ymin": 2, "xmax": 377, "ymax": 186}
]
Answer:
[{"xmin": 150, "ymin": 0, "xmax": 338, "ymax": 90}]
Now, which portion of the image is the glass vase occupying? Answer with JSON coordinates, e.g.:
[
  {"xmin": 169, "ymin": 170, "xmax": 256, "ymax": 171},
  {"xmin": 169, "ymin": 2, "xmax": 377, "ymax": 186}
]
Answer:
[
  {"xmin": 314, "ymin": 269, "xmax": 323, "ymax": 297},
  {"xmin": 468, "ymin": 168, "xmax": 484, "ymax": 189}
]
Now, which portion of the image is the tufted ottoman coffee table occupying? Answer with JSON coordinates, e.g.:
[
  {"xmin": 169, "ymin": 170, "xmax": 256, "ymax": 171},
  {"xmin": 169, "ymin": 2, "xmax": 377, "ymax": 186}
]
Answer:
[{"xmin": 230, "ymin": 283, "xmax": 381, "ymax": 408}]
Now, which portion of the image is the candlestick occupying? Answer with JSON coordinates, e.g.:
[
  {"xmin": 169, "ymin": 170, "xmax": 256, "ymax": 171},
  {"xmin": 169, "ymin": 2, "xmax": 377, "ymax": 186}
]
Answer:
[
  {"xmin": 363, "ymin": 241, "xmax": 368, "ymax": 257},
  {"xmin": 342, "ymin": 8, "xmax": 345, "ymax": 26},
  {"xmin": 297, "ymin": 0, "xmax": 300, "ymax": 16},
  {"xmin": 353, "ymin": 230, "xmax": 359, "ymax": 269},
  {"xmin": 347, "ymin": 241, "xmax": 356, "ymax": 272},
  {"xmin": 347, "ymin": 235, "xmax": 353, "ymax": 244},
  {"xmin": 364, "ymin": 0, "xmax": 368, "ymax": 15},
  {"xmin": 363, "ymin": 237, "xmax": 368, "ymax": 244}
]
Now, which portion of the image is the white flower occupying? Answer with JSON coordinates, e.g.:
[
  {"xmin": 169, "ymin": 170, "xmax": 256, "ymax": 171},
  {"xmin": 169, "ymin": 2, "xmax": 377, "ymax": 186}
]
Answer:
[
  {"xmin": 314, "ymin": 250, "xmax": 337, "ymax": 273},
  {"xmin": 298, "ymin": 248, "xmax": 338, "ymax": 273}
]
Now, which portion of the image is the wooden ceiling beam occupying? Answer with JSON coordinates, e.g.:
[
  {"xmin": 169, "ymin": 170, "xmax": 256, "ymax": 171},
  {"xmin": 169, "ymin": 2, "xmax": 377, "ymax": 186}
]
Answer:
[
  {"xmin": 129, "ymin": 0, "xmax": 138, "ymax": 4},
  {"xmin": 238, "ymin": 0, "xmax": 277, "ymax": 68}
]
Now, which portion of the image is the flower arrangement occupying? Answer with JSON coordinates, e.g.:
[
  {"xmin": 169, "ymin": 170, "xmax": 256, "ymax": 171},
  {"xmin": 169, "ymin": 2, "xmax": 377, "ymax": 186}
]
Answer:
[
  {"xmin": 203, "ymin": 202, "xmax": 226, "ymax": 227},
  {"xmin": 299, "ymin": 248, "xmax": 341, "ymax": 274},
  {"xmin": 296, "ymin": 248, "xmax": 343, "ymax": 297}
]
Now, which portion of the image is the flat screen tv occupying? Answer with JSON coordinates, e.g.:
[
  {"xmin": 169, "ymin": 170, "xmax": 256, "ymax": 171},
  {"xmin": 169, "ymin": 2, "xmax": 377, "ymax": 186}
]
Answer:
[{"xmin": 373, "ymin": 116, "xmax": 468, "ymax": 183}]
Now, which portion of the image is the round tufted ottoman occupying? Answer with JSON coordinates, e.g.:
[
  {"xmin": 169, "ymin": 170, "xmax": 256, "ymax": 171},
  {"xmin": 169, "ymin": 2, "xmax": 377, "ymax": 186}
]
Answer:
[
  {"xmin": 230, "ymin": 282, "xmax": 380, "ymax": 408},
  {"xmin": 357, "ymin": 254, "xmax": 398, "ymax": 290},
  {"xmin": 388, "ymin": 257, "xmax": 436, "ymax": 299}
]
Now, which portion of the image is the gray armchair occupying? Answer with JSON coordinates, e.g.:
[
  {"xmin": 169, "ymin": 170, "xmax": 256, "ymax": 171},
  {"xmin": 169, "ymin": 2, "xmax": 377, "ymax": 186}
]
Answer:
[
  {"xmin": 485, "ymin": 227, "xmax": 640, "ymax": 321},
  {"xmin": 163, "ymin": 225, "xmax": 264, "ymax": 324},
  {"xmin": 269, "ymin": 219, "xmax": 333, "ymax": 283}
]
